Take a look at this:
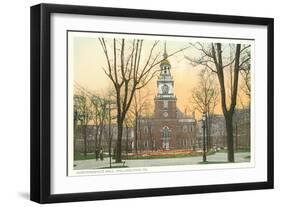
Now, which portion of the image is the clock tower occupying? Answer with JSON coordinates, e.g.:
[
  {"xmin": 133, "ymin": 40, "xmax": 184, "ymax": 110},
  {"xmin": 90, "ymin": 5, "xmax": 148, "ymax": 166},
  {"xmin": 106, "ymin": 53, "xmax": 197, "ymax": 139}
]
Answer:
[
  {"xmin": 154, "ymin": 43, "xmax": 177, "ymax": 119},
  {"xmin": 136, "ymin": 43, "xmax": 197, "ymax": 151}
]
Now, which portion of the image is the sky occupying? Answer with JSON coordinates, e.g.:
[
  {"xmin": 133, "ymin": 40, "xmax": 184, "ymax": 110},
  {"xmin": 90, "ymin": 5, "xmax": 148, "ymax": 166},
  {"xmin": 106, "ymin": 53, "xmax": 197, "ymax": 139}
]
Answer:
[{"xmin": 69, "ymin": 32, "xmax": 251, "ymax": 118}]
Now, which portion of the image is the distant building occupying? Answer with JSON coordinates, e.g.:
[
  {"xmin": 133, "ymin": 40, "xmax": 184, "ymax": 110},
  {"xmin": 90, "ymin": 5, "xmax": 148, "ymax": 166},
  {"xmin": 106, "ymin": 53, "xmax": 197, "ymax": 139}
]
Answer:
[
  {"xmin": 74, "ymin": 124, "xmax": 134, "ymax": 153},
  {"xmin": 233, "ymin": 107, "xmax": 251, "ymax": 150},
  {"xmin": 196, "ymin": 115, "xmax": 226, "ymax": 150},
  {"xmin": 196, "ymin": 107, "xmax": 250, "ymax": 151}
]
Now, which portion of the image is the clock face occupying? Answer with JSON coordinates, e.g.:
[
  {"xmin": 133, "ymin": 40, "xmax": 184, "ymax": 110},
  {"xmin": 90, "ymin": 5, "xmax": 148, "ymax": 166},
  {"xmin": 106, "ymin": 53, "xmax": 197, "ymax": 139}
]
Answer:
[
  {"xmin": 161, "ymin": 84, "xmax": 169, "ymax": 94},
  {"xmin": 163, "ymin": 112, "xmax": 168, "ymax": 117}
]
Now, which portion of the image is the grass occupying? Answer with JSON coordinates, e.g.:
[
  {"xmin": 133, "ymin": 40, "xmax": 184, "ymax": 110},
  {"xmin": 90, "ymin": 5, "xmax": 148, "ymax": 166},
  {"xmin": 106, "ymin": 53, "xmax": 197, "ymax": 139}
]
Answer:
[
  {"xmin": 74, "ymin": 149, "xmax": 250, "ymax": 161},
  {"xmin": 74, "ymin": 153, "xmax": 108, "ymax": 161},
  {"xmin": 98, "ymin": 166, "xmax": 128, "ymax": 169},
  {"xmin": 216, "ymin": 148, "xmax": 250, "ymax": 153},
  {"xmin": 244, "ymin": 155, "xmax": 251, "ymax": 159},
  {"xmin": 198, "ymin": 161, "xmax": 229, "ymax": 164},
  {"xmin": 124, "ymin": 151, "xmax": 216, "ymax": 160}
]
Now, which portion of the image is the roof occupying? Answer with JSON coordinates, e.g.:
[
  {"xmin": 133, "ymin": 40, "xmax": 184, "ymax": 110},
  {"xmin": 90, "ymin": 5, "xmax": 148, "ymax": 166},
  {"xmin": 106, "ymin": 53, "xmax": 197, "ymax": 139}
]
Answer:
[
  {"xmin": 176, "ymin": 107, "xmax": 195, "ymax": 120},
  {"xmin": 160, "ymin": 58, "xmax": 170, "ymax": 66}
]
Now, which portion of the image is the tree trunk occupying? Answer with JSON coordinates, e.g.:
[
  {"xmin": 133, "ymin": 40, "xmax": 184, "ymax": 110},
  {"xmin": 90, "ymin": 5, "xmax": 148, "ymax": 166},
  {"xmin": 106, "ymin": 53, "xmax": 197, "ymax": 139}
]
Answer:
[
  {"xmin": 108, "ymin": 124, "xmax": 112, "ymax": 168},
  {"xmin": 115, "ymin": 119, "xmax": 123, "ymax": 163},
  {"xmin": 139, "ymin": 118, "xmax": 143, "ymax": 152},
  {"xmin": 134, "ymin": 113, "xmax": 138, "ymax": 154},
  {"xmin": 108, "ymin": 105, "xmax": 112, "ymax": 168},
  {"xmin": 98, "ymin": 124, "xmax": 104, "ymax": 151},
  {"xmin": 207, "ymin": 115, "xmax": 212, "ymax": 151},
  {"xmin": 73, "ymin": 119, "xmax": 78, "ymax": 157},
  {"xmin": 94, "ymin": 125, "xmax": 99, "ymax": 154},
  {"xmin": 83, "ymin": 125, "xmax": 87, "ymax": 156},
  {"xmin": 126, "ymin": 125, "xmax": 129, "ymax": 157},
  {"xmin": 206, "ymin": 116, "xmax": 209, "ymax": 151},
  {"xmin": 149, "ymin": 126, "xmax": 153, "ymax": 151},
  {"xmin": 225, "ymin": 114, "xmax": 235, "ymax": 162}
]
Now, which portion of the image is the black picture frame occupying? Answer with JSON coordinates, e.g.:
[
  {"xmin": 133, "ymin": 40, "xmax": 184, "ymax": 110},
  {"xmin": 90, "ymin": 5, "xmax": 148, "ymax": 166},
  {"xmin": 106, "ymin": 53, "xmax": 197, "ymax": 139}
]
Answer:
[{"xmin": 30, "ymin": 3, "xmax": 274, "ymax": 204}]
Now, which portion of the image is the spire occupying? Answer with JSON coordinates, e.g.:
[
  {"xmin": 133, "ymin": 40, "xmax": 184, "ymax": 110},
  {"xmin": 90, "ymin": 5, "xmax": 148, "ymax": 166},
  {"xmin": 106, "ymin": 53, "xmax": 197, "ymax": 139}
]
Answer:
[
  {"xmin": 163, "ymin": 41, "xmax": 168, "ymax": 59},
  {"xmin": 160, "ymin": 41, "xmax": 170, "ymax": 67}
]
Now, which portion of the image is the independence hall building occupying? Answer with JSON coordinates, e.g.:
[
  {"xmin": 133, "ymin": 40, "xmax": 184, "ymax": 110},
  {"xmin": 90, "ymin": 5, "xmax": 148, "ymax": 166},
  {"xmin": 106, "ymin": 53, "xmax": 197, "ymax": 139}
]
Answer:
[{"xmin": 136, "ymin": 46, "xmax": 197, "ymax": 151}]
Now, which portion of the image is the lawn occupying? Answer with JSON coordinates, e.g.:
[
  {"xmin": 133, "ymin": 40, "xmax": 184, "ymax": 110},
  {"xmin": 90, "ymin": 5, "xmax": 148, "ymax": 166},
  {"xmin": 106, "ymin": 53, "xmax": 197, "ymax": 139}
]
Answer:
[
  {"xmin": 98, "ymin": 166, "xmax": 128, "ymax": 169},
  {"xmin": 124, "ymin": 150, "xmax": 215, "ymax": 160},
  {"xmin": 198, "ymin": 161, "xmax": 229, "ymax": 164},
  {"xmin": 74, "ymin": 153, "xmax": 108, "ymax": 160},
  {"xmin": 216, "ymin": 148, "xmax": 250, "ymax": 153}
]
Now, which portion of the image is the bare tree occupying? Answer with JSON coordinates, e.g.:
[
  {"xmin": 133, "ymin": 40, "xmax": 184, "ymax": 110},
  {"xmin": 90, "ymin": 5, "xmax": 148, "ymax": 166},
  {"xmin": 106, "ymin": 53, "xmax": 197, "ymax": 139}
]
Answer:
[
  {"xmin": 130, "ymin": 90, "xmax": 152, "ymax": 154},
  {"xmin": 99, "ymin": 38, "xmax": 188, "ymax": 162},
  {"xmin": 75, "ymin": 83, "xmax": 113, "ymax": 159},
  {"xmin": 147, "ymin": 118, "xmax": 155, "ymax": 151},
  {"xmin": 187, "ymin": 42, "xmax": 251, "ymax": 162},
  {"xmin": 91, "ymin": 96, "xmax": 107, "ymax": 155},
  {"xmin": 73, "ymin": 90, "xmax": 93, "ymax": 156},
  {"xmin": 142, "ymin": 100, "xmax": 154, "ymax": 152},
  {"xmin": 191, "ymin": 69, "xmax": 219, "ymax": 150},
  {"xmin": 240, "ymin": 50, "xmax": 251, "ymax": 98}
]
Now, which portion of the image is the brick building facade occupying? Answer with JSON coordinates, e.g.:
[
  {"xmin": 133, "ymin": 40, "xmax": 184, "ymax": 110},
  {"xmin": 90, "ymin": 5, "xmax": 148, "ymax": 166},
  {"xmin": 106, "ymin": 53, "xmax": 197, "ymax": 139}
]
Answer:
[
  {"xmin": 135, "ymin": 45, "xmax": 197, "ymax": 151},
  {"xmin": 196, "ymin": 108, "xmax": 250, "ymax": 151}
]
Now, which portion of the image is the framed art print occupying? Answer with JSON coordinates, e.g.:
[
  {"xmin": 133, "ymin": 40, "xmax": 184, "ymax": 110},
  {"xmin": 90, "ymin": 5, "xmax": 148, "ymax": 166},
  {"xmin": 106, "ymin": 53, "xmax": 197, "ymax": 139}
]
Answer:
[{"xmin": 30, "ymin": 3, "xmax": 274, "ymax": 203}]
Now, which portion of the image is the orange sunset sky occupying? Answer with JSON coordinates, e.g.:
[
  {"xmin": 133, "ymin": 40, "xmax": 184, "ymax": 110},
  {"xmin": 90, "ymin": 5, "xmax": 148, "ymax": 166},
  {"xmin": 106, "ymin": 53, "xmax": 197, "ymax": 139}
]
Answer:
[{"xmin": 70, "ymin": 32, "xmax": 251, "ymax": 119}]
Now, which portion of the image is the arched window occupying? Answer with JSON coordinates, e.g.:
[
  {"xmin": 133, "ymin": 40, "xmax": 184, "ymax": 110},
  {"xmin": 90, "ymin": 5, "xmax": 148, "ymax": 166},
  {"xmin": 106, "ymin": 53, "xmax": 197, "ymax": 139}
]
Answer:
[
  {"xmin": 162, "ymin": 126, "xmax": 170, "ymax": 138},
  {"xmin": 183, "ymin": 125, "xmax": 188, "ymax": 132},
  {"xmin": 144, "ymin": 126, "xmax": 149, "ymax": 134}
]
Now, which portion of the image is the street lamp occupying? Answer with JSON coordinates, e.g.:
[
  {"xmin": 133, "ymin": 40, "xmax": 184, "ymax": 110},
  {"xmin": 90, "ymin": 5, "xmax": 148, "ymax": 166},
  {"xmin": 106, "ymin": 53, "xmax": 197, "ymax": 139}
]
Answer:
[{"xmin": 202, "ymin": 112, "xmax": 207, "ymax": 162}]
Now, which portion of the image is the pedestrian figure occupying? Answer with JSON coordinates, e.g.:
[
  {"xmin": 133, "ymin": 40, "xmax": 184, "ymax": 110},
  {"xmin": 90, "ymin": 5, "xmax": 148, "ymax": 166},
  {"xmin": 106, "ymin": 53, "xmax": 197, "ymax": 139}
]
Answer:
[
  {"xmin": 100, "ymin": 148, "xmax": 104, "ymax": 161},
  {"xmin": 95, "ymin": 148, "xmax": 99, "ymax": 161}
]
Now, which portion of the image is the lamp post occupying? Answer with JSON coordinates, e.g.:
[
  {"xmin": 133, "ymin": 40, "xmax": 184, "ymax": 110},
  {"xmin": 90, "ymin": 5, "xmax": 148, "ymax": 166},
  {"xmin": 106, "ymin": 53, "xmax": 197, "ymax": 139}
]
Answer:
[{"xmin": 202, "ymin": 112, "xmax": 207, "ymax": 162}]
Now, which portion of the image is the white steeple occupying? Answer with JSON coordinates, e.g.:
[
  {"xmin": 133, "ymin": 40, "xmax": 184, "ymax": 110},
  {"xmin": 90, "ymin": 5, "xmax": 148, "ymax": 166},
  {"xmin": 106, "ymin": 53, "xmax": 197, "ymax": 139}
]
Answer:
[{"xmin": 156, "ymin": 42, "xmax": 175, "ymax": 99}]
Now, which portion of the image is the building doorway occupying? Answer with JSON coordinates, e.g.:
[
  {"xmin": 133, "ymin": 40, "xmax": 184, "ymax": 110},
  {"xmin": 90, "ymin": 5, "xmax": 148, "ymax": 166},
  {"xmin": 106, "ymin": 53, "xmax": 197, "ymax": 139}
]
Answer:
[{"xmin": 161, "ymin": 126, "xmax": 170, "ymax": 150}]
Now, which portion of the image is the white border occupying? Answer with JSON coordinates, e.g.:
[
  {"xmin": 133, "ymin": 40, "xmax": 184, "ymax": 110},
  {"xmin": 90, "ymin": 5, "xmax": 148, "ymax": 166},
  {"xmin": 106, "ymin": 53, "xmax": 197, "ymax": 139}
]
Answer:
[
  {"xmin": 51, "ymin": 13, "xmax": 267, "ymax": 194},
  {"xmin": 67, "ymin": 31, "xmax": 255, "ymax": 176}
]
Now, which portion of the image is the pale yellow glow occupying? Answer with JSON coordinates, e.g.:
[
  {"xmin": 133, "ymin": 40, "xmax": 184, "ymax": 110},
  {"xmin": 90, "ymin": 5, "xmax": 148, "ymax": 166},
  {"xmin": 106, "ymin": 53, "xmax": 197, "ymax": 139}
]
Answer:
[{"xmin": 71, "ymin": 34, "xmax": 250, "ymax": 119}]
